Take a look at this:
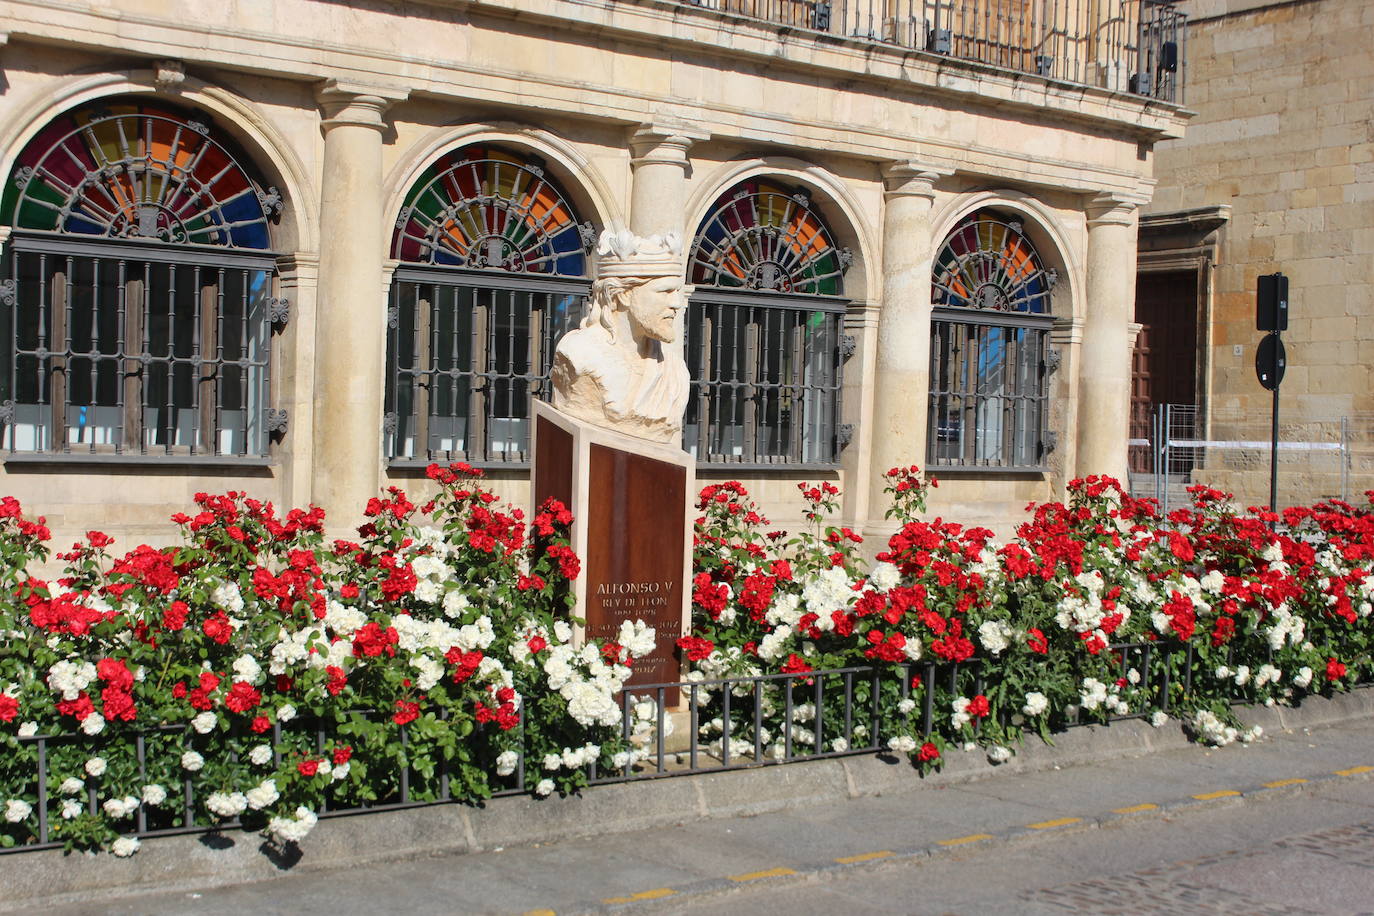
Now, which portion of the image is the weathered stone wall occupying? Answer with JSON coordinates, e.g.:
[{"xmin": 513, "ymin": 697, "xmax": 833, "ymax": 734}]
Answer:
[{"xmin": 1150, "ymin": 0, "xmax": 1374, "ymax": 421}]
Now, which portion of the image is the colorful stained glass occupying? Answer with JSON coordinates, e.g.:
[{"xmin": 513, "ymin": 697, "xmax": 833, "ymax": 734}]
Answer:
[
  {"xmin": 2, "ymin": 100, "xmax": 278, "ymax": 250},
  {"xmin": 689, "ymin": 180, "xmax": 848, "ymax": 297},
  {"xmin": 932, "ymin": 212, "xmax": 1054, "ymax": 313},
  {"xmin": 391, "ymin": 145, "xmax": 593, "ymax": 277}
]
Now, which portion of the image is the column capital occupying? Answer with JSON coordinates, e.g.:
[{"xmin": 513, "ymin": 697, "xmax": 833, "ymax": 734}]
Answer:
[
  {"xmin": 316, "ymin": 79, "xmax": 409, "ymax": 133},
  {"xmin": 1085, "ymin": 193, "xmax": 1144, "ymax": 227},
  {"xmin": 629, "ymin": 122, "xmax": 708, "ymax": 170},
  {"xmin": 275, "ymin": 251, "xmax": 321, "ymax": 282},
  {"xmin": 882, "ymin": 161, "xmax": 949, "ymax": 200}
]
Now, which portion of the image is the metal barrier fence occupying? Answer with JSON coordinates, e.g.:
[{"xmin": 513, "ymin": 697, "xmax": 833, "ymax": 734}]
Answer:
[
  {"xmin": 1129, "ymin": 403, "xmax": 1374, "ymax": 514},
  {"xmin": 3, "ymin": 640, "xmax": 1296, "ymax": 855},
  {"xmin": 648, "ymin": 0, "xmax": 1185, "ymax": 102}
]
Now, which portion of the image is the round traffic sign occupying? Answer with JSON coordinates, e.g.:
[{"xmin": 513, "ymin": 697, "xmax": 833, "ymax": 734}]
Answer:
[{"xmin": 1256, "ymin": 335, "xmax": 1286, "ymax": 390}]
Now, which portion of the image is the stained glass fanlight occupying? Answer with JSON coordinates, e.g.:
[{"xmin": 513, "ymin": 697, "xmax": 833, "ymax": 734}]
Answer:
[
  {"xmin": 689, "ymin": 180, "xmax": 849, "ymax": 296},
  {"xmin": 2, "ymin": 100, "xmax": 278, "ymax": 250},
  {"xmin": 931, "ymin": 212, "xmax": 1056, "ymax": 313},
  {"xmin": 391, "ymin": 144, "xmax": 594, "ymax": 276}
]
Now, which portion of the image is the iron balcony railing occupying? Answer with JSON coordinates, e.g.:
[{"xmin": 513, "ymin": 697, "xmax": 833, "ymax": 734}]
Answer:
[{"xmin": 655, "ymin": 0, "xmax": 1186, "ymax": 103}]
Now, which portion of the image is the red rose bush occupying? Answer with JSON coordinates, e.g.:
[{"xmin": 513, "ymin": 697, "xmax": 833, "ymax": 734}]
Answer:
[{"xmin": 0, "ymin": 466, "xmax": 653, "ymax": 855}]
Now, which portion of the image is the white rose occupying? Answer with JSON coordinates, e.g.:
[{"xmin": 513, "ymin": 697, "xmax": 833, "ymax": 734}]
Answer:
[
  {"xmin": 495, "ymin": 750, "xmax": 519, "ymax": 777},
  {"xmin": 181, "ymin": 751, "xmax": 205, "ymax": 772},
  {"xmin": 111, "ymin": 836, "xmax": 140, "ymax": 857},
  {"xmin": 60, "ymin": 777, "xmax": 84, "ymax": 795},
  {"xmin": 191, "ymin": 711, "xmax": 217, "ymax": 734},
  {"xmin": 534, "ymin": 779, "xmax": 555, "ymax": 797},
  {"xmin": 277, "ymin": 704, "xmax": 297, "ymax": 723},
  {"xmin": 85, "ymin": 757, "xmax": 107, "ymax": 777},
  {"xmin": 142, "ymin": 784, "xmax": 167, "ymax": 806},
  {"xmin": 5, "ymin": 799, "xmax": 32, "ymax": 822},
  {"xmin": 249, "ymin": 744, "xmax": 273, "ymax": 766}
]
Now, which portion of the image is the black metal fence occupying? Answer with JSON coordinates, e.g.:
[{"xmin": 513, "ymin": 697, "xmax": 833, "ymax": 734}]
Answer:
[{"xmin": 5, "ymin": 641, "xmax": 1357, "ymax": 855}]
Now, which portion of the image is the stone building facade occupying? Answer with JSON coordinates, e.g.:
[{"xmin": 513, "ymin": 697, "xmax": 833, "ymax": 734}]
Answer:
[
  {"xmin": 0, "ymin": 0, "xmax": 1187, "ymax": 547},
  {"xmin": 1137, "ymin": 0, "xmax": 1373, "ymax": 505}
]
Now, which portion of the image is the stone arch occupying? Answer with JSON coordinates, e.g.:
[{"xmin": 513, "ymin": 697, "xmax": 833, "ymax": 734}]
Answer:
[
  {"xmin": 0, "ymin": 70, "xmax": 318, "ymax": 253},
  {"xmin": 685, "ymin": 156, "xmax": 878, "ymax": 303},
  {"xmin": 382, "ymin": 123, "xmax": 621, "ymax": 264},
  {"xmin": 930, "ymin": 189, "xmax": 1082, "ymax": 321}
]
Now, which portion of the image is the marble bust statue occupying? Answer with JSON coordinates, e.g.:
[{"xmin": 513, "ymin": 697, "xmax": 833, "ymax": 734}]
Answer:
[{"xmin": 550, "ymin": 229, "xmax": 692, "ymax": 445}]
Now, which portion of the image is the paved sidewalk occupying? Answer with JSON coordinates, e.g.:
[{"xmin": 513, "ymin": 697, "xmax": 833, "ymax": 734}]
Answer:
[{"xmin": 36, "ymin": 716, "xmax": 1374, "ymax": 916}]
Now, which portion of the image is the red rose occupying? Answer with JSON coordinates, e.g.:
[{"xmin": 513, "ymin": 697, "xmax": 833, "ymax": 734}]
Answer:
[
  {"xmin": 162, "ymin": 600, "xmax": 189, "ymax": 631},
  {"xmin": 250, "ymin": 715, "xmax": 272, "ymax": 734},
  {"xmin": 225, "ymin": 681, "xmax": 262, "ymax": 714},
  {"xmin": 325, "ymin": 666, "xmax": 348, "ymax": 696},
  {"xmin": 966, "ymin": 694, "xmax": 990, "ymax": 719},
  {"xmin": 527, "ymin": 635, "xmax": 547, "ymax": 655},
  {"xmin": 340, "ymin": 583, "xmax": 360, "ymax": 599},
  {"xmin": 202, "ymin": 611, "xmax": 234, "ymax": 645},
  {"xmin": 297, "ymin": 758, "xmax": 320, "ymax": 777},
  {"xmin": 917, "ymin": 742, "xmax": 941, "ymax": 762},
  {"xmin": 1026, "ymin": 628, "xmax": 1049, "ymax": 654},
  {"xmin": 101, "ymin": 687, "xmax": 137, "ymax": 722},
  {"xmin": 56, "ymin": 692, "xmax": 94, "ymax": 721},
  {"xmin": 333, "ymin": 745, "xmax": 353, "ymax": 765},
  {"xmin": 96, "ymin": 657, "xmax": 134, "ymax": 691},
  {"xmin": 1326, "ymin": 657, "xmax": 1348, "ymax": 681},
  {"xmin": 393, "ymin": 700, "xmax": 421, "ymax": 725},
  {"xmin": 0, "ymin": 694, "xmax": 19, "ymax": 722}
]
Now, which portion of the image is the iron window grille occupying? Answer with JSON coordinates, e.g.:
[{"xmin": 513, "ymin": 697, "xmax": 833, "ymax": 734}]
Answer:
[
  {"xmin": 928, "ymin": 213, "xmax": 1057, "ymax": 471},
  {"xmin": 385, "ymin": 145, "xmax": 594, "ymax": 467},
  {"xmin": 0, "ymin": 101, "xmax": 283, "ymax": 460},
  {"xmin": 686, "ymin": 180, "xmax": 851, "ymax": 467}
]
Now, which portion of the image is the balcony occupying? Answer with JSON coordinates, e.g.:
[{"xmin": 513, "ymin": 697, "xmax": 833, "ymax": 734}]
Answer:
[{"xmin": 653, "ymin": 0, "xmax": 1186, "ymax": 103}]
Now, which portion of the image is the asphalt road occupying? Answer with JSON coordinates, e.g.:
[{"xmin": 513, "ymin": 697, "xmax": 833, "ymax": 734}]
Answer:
[{"xmin": 35, "ymin": 719, "xmax": 1374, "ymax": 916}]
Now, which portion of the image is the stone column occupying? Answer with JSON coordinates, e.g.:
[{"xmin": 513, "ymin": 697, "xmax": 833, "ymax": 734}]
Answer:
[
  {"xmin": 311, "ymin": 79, "xmax": 408, "ymax": 527},
  {"xmin": 1075, "ymin": 194, "xmax": 1140, "ymax": 483},
  {"xmin": 864, "ymin": 163, "xmax": 943, "ymax": 542},
  {"xmin": 628, "ymin": 123, "xmax": 706, "ymax": 360},
  {"xmin": 628, "ymin": 123, "xmax": 705, "ymax": 239}
]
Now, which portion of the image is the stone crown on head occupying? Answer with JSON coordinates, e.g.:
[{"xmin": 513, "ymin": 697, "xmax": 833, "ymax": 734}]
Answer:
[{"xmin": 596, "ymin": 227, "xmax": 685, "ymax": 278}]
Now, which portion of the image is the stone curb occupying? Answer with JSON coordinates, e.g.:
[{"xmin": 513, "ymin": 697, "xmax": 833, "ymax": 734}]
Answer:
[{"xmin": 1, "ymin": 687, "xmax": 1369, "ymax": 911}]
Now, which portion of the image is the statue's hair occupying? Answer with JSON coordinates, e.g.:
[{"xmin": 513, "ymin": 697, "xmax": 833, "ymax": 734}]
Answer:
[{"xmin": 582, "ymin": 276, "xmax": 652, "ymax": 345}]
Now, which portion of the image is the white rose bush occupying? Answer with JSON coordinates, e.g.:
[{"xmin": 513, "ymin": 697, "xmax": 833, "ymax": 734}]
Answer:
[{"xmin": 1, "ymin": 465, "xmax": 1371, "ymax": 859}]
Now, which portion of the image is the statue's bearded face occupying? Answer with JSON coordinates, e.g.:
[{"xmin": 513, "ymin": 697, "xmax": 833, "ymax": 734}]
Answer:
[{"xmin": 625, "ymin": 277, "xmax": 688, "ymax": 343}]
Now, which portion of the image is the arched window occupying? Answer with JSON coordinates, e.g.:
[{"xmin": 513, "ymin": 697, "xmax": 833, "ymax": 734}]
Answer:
[
  {"xmin": 385, "ymin": 144, "xmax": 594, "ymax": 465},
  {"xmin": 928, "ymin": 211, "xmax": 1058, "ymax": 470},
  {"xmin": 686, "ymin": 179, "xmax": 851, "ymax": 466},
  {"xmin": 1, "ymin": 99, "xmax": 283, "ymax": 459}
]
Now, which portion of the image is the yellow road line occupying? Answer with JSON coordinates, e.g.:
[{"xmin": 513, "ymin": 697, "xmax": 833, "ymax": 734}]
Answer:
[
  {"xmin": 602, "ymin": 889, "xmax": 676, "ymax": 904},
  {"xmin": 1336, "ymin": 765, "xmax": 1374, "ymax": 776},
  {"xmin": 835, "ymin": 850, "xmax": 894, "ymax": 864},
  {"xmin": 937, "ymin": 833, "xmax": 994, "ymax": 846},
  {"xmin": 728, "ymin": 866, "xmax": 797, "ymax": 883},
  {"xmin": 521, "ymin": 911, "xmax": 556, "ymax": 916},
  {"xmin": 1027, "ymin": 817, "xmax": 1082, "ymax": 830},
  {"xmin": 1191, "ymin": 790, "xmax": 1241, "ymax": 800},
  {"xmin": 1113, "ymin": 803, "xmax": 1159, "ymax": 814},
  {"xmin": 1263, "ymin": 778, "xmax": 1308, "ymax": 788}
]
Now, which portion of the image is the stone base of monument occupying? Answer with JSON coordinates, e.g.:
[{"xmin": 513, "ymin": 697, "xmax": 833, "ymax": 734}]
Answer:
[{"xmin": 531, "ymin": 400, "xmax": 693, "ymax": 707}]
